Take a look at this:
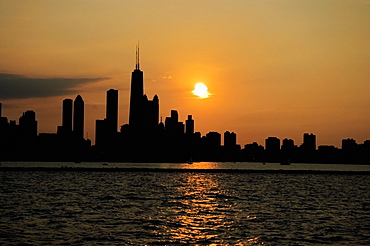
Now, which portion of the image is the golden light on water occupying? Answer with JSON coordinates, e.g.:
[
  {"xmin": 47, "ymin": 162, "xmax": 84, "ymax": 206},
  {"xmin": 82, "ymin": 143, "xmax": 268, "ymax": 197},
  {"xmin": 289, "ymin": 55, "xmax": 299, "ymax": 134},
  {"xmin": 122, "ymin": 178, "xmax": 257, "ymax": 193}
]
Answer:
[
  {"xmin": 165, "ymin": 173, "xmax": 265, "ymax": 245},
  {"xmin": 192, "ymin": 82, "xmax": 211, "ymax": 99}
]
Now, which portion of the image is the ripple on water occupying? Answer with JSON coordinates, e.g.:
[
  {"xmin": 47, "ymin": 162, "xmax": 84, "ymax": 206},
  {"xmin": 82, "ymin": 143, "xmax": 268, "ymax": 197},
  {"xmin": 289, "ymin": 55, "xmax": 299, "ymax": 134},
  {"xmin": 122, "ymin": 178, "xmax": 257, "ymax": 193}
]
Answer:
[{"xmin": 1, "ymin": 172, "xmax": 370, "ymax": 245}]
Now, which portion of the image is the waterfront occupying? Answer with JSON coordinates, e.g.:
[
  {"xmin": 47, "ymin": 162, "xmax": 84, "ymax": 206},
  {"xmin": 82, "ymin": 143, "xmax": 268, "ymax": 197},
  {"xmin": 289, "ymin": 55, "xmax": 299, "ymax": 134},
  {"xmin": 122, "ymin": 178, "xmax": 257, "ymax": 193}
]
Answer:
[
  {"xmin": 2, "ymin": 161, "xmax": 370, "ymax": 172},
  {"xmin": 1, "ymin": 162, "xmax": 370, "ymax": 245}
]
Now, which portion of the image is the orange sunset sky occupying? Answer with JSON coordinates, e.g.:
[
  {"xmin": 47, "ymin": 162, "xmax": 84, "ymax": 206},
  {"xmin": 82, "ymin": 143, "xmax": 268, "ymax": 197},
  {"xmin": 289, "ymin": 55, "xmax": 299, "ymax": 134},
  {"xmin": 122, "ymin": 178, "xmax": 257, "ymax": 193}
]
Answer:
[{"xmin": 0, "ymin": 0, "xmax": 369, "ymax": 147}]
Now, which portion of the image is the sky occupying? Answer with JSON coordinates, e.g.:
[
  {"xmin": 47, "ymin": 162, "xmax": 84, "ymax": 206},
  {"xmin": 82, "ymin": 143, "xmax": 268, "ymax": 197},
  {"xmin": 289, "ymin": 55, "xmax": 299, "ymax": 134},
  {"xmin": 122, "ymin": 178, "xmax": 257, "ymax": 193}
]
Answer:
[{"xmin": 0, "ymin": 0, "xmax": 369, "ymax": 147}]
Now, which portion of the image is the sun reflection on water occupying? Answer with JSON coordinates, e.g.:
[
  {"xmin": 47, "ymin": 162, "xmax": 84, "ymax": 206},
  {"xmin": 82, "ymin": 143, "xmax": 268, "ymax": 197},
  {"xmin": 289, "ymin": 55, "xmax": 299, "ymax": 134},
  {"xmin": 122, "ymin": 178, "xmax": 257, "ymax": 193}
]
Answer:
[
  {"xmin": 168, "ymin": 173, "xmax": 226, "ymax": 243},
  {"xmin": 163, "ymin": 173, "xmax": 264, "ymax": 245}
]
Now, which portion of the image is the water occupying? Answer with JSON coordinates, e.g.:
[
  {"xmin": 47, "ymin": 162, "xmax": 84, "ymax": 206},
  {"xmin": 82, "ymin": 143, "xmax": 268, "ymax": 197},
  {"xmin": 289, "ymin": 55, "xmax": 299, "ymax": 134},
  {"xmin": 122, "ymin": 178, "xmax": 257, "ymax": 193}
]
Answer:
[
  {"xmin": 1, "ymin": 162, "xmax": 370, "ymax": 245},
  {"xmin": 2, "ymin": 161, "xmax": 370, "ymax": 172}
]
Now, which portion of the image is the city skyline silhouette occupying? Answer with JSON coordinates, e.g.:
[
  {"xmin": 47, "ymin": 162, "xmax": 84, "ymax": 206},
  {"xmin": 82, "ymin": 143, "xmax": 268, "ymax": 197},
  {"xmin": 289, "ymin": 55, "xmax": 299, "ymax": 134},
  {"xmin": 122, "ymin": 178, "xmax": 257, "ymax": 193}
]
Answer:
[
  {"xmin": 1, "ymin": 1, "xmax": 369, "ymax": 148},
  {"xmin": 1, "ymin": 3, "xmax": 370, "ymax": 246},
  {"xmin": 0, "ymin": 48, "xmax": 369, "ymax": 163}
]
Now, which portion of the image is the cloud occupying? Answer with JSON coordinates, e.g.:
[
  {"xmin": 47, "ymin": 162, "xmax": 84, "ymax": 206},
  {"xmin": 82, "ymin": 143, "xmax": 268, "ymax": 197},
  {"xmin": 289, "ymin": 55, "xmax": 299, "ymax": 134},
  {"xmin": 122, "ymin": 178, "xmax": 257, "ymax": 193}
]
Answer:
[{"xmin": 0, "ymin": 73, "xmax": 109, "ymax": 100}]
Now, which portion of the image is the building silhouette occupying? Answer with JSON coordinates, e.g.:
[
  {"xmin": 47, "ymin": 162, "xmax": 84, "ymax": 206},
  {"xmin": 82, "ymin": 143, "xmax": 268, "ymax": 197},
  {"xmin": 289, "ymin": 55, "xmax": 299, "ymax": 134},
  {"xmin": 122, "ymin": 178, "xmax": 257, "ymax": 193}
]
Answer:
[
  {"xmin": 129, "ymin": 46, "xmax": 144, "ymax": 129},
  {"xmin": 281, "ymin": 138, "xmax": 295, "ymax": 152},
  {"xmin": 301, "ymin": 133, "xmax": 316, "ymax": 151},
  {"xmin": 242, "ymin": 142, "xmax": 264, "ymax": 161},
  {"xmin": 223, "ymin": 131, "xmax": 239, "ymax": 161},
  {"xmin": 265, "ymin": 137, "xmax": 281, "ymax": 162},
  {"xmin": 106, "ymin": 89, "xmax": 118, "ymax": 134},
  {"xmin": 265, "ymin": 137, "xmax": 280, "ymax": 152},
  {"xmin": 224, "ymin": 131, "xmax": 236, "ymax": 148},
  {"xmin": 73, "ymin": 95, "xmax": 84, "ymax": 138},
  {"xmin": 95, "ymin": 89, "xmax": 119, "ymax": 148},
  {"xmin": 95, "ymin": 119, "xmax": 107, "ymax": 147},
  {"xmin": 1, "ymin": 47, "xmax": 370, "ymax": 163},
  {"xmin": 62, "ymin": 98, "xmax": 73, "ymax": 135},
  {"xmin": 19, "ymin": 110, "xmax": 37, "ymax": 137},
  {"xmin": 185, "ymin": 115, "xmax": 194, "ymax": 135},
  {"xmin": 128, "ymin": 45, "xmax": 159, "ymax": 134}
]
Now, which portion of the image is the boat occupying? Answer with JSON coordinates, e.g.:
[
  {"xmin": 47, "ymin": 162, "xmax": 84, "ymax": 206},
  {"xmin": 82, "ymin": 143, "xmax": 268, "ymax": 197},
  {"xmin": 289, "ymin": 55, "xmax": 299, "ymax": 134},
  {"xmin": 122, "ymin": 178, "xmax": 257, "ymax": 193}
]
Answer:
[{"xmin": 187, "ymin": 158, "xmax": 193, "ymax": 164}]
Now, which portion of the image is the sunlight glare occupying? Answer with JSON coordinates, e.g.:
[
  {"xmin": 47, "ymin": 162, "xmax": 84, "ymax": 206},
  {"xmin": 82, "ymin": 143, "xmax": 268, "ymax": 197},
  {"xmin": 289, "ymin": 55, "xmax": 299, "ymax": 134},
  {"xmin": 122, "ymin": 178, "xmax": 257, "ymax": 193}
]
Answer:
[{"xmin": 192, "ymin": 83, "xmax": 210, "ymax": 99}]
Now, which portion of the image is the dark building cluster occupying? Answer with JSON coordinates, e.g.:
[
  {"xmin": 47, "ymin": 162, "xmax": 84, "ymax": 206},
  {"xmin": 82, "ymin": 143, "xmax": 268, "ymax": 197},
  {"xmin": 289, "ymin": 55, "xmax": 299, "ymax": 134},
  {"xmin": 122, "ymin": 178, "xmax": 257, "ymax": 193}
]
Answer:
[{"xmin": 1, "ymin": 50, "xmax": 369, "ymax": 163}]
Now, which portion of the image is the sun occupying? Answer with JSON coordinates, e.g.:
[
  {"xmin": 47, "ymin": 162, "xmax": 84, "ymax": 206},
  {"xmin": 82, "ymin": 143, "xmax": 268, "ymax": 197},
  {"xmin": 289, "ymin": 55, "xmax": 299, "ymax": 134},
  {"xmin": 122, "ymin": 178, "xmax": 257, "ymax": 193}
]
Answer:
[{"xmin": 192, "ymin": 82, "xmax": 210, "ymax": 99}]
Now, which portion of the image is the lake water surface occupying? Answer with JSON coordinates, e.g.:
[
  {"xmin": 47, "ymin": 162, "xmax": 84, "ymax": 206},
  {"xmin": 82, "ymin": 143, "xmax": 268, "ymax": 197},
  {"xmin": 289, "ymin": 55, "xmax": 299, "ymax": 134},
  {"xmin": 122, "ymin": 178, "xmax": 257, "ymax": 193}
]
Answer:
[{"xmin": 1, "ymin": 162, "xmax": 370, "ymax": 245}]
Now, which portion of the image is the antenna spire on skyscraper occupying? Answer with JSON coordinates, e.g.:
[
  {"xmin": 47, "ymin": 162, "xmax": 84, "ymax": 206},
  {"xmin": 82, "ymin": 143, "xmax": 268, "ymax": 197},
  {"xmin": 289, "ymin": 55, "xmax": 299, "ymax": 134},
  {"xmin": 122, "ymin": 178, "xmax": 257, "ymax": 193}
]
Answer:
[{"xmin": 135, "ymin": 42, "xmax": 140, "ymax": 70}]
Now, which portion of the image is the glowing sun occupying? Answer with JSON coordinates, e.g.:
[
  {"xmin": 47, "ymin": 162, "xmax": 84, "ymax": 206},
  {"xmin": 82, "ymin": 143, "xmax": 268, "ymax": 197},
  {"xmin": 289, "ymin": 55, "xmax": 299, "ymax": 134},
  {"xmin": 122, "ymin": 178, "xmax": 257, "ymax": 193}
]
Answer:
[{"xmin": 192, "ymin": 82, "xmax": 210, "ymax": 98}]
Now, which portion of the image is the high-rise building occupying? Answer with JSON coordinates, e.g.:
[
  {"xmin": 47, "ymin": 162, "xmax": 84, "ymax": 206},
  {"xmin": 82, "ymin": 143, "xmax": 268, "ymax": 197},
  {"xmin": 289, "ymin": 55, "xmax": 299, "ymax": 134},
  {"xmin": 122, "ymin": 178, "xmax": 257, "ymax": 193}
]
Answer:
[
  {"xmin": 19, "ymin": 110, "xmax": 37, "ymax": 137},
  {"xmin": 145, "ymin": 94, "xmax": 159, "ymax": 130},
  {"xmin": 185, "ymin": 115, "xmax": 194, "ymax": 135},
  {"xmin": 165, "ymin": 110, "xmax": 179, "ymax": 135},
  {"xmin": 265, "ymin": 137, "xmax": 280, "ymax": 152},
  {"xmin": 106, "ymin": 89, "xmax": 118, "ymax": 134},
  {"xmin": 206, "ymin": 132, "xmax": 221, "ymax": 148},
  {"xmin": 301, "ymin": 133, "xmax": 316, "ymax": 151},
  {"xmin": 129, "ymin": 46, "xmax": 144, "ymax": 129},
  {"xmin": 224, "ymin": 131, "xmax": 236, "ymax": 147},
  {"xmin": 281, "ymin": 138, "xmax": 295, "ymax": 152},
  {"xmin": 73, "ymin": 95, "xmax": 84, "ymax": 138},
  {"xmin": 95, "ymin": 119, "xmax": 107, "ymax": 147},
  {"xmin": 342, "ymin": 138, "xmax": 357, "ymax": 151},
  {"xmin": 128, "ymin": 45, "xmax": 159, "ymax": 132},
  {"xmin": 62, "ymin": 99, "xmax": 73, "ymax": 134}
]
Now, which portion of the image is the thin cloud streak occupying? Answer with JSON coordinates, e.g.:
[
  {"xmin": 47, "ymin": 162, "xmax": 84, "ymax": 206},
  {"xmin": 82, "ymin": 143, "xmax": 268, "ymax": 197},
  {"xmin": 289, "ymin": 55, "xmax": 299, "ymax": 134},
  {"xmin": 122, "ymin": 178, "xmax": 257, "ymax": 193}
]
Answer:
[{"xmin": 0, "ymin": 73, "xmax": 109, "ymax": 100}]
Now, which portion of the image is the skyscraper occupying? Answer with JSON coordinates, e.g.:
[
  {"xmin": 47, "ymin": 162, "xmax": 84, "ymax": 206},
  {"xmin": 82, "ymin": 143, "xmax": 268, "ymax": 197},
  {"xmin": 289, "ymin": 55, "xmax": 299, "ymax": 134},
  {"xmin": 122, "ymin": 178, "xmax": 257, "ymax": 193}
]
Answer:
[
  {"xmin": 144, "ymin": 94, "xmax": 159, "ymax": 130},
  {"xmin": 224, "ymin": 131, "xmax": 236, "ymax": 147},
  {"xmin": 128, "ymin": 45, "xmax": 159, "ymax": 133},
  {"xmin": 301, "ymin": 133, "xmax": 316, "ymax": 151},
  {"xmin": 106, "ymin": 89, "xmax": 118, "ymax": 134},
  {"xmin": 73, "ymin": 95, "xmax": 84, "ymax": 138},
  {"xmin": 265, "ymin": 137, "xmax": 280, "ymax": 152},
  {"xmin": 19, "ymin": 110, "xmax": 38, "ymax": 137},
  {"xmin": 95, "ymin": 119, "xmax": 107, "ymax": 147},
  {"xmin": 129, "ymin": 45, "xmax": 144, "ymax": 129},
  {"xmin": 62, "ymin": 99, "xmax": 73, "ymax": 134},
  {"xmin": 281, "ymin": 138, "xmax": 295, "ymax": 152},
  {"xmin": 185, "ymin": 115, "xmax": 194, "ymax": 135},
  {"xmin": 206, "ymin": 132, "xmax": 221, "ymax": 148}
]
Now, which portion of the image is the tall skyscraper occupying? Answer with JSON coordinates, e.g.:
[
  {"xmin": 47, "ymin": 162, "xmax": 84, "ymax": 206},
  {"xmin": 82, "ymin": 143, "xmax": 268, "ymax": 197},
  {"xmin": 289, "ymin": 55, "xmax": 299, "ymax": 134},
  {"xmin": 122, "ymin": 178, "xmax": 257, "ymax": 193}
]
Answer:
[
  {"xmin": 185, "ymin": 115, "xmax": 194, "ymax": 135},
  {"xmin": 106, "ymin": 89, "xmax": 118, "ymax": 134},
  {"xmin": 73, "ymin": 95, "xmax": 84, "ymax": 138},
  {"xmin": 128, "ymin": 45, "xmax": 159, "ymax": 132},
  {"xmin": 62, "ymin": 99, "xmax": 73, "ymax": 134},
  {"xmin": 129, "ymin": 45, "xmax": 144, "ymax": 129}
]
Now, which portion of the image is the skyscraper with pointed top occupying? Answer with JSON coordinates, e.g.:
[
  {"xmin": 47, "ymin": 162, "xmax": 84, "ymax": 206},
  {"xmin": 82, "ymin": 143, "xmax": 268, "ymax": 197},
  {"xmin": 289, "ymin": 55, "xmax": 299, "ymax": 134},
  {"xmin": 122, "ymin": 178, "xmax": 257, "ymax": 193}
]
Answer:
[
  {"xmin": 128, "ymin": 45, "xmax": 159, "ymax": 132},
  {"xmin": 129, "ymin": 45, "xmax": 144, "ymax": 128}
]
